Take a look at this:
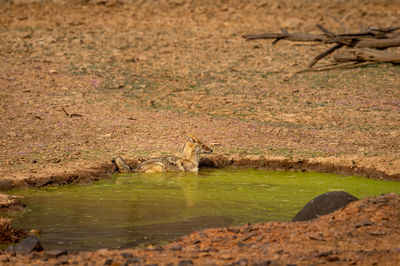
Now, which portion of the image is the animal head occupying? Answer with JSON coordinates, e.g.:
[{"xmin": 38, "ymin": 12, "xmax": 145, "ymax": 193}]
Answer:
[{"xmin": 188, "ymin": 135, "xmax": 213, "ymax": 154}]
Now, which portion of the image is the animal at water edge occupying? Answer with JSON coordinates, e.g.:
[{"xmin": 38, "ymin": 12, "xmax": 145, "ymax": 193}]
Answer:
[{"xmin": 112, "ymin": 135, "xmax": 213, "ymax": 173}]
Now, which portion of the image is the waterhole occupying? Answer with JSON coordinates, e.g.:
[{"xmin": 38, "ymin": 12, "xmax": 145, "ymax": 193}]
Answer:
[{"xmin": 9, "ymin": 169, "xmax": 400, "ymax": 251}]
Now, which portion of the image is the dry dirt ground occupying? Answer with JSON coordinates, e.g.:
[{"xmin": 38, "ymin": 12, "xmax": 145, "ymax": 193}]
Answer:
[{"xmin": 0, "ymin": 0, "xmax": 400, "ymax": 264}]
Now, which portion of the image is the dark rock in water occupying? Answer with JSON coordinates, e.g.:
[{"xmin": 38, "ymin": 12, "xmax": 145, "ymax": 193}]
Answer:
[
  {"xmin": 292, "ymin": 191, "xmax": 358, "ymax": 222},
  {"xmin": 6, "ymin": 236, "xmax": 43, "ymax": 254}
]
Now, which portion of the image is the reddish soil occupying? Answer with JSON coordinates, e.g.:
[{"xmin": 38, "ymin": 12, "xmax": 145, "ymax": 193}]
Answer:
[{"xmin": 1, "ymin": 0, "xmax": 400, "ymax": 264}]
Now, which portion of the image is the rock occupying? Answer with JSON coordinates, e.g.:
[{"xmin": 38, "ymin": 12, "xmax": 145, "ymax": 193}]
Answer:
[
  {"xmin": 103, "ymin": 259, "xmax": 113, "ymax": 265},
  {"xmin": 292, "ymin": 191, "xmax": 358, "ymax": 222},
  {"xmin": 125, "ymin": 257, "xmax": 141, "ymax": 264},
  {"xmin": 355, "ymin": 220, "xmax": 374, "ymax": 228},
  {"xmin": 44, "ymin": 249, "xmax": 68, "ymax": 258},
  {"xmin": 6, "ymin": 236, "xmax": 43, "ymax": 254},
  {"xmin": 169, "ymin": 245, "xmax": 182, "ymax": 251},
  {"xmin": 178, "ymin": 260, "xmax": 193, "ymax": 266},
  {"xmin": 28, "ymin": 229, "xmax": 41, "ymax": 237},
  {"xmin": 120, "ymin": 252, "xmax": 133, "ymax": 258}
]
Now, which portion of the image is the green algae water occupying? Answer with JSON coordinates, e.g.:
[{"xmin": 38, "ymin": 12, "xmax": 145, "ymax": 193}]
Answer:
[{"xmin": 9, "ymin": 169, "xmax": 400, "ymax": 251}]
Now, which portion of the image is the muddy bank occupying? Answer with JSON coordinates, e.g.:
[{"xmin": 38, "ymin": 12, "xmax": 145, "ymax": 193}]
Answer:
[
  {"xmin": 0, "ymin": 218, "xmax": 27, "ymax": 246},
  {"xmin": 1, "ymin": 156, "xmax": 399, "ymax": 191},
  {"xmin": 1, "ymin": 193, "xmax": 399, "ymax": 265}
]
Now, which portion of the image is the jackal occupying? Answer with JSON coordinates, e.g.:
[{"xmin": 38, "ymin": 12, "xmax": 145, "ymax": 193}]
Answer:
[{"xmin": 112, "ymin": 135, "xmax": 213, "ymax": 173}]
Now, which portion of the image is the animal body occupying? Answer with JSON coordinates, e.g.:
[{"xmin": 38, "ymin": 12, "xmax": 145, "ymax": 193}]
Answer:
[{"xmin": 112, "ymin": 135, "xmax": 213, "ymax": 173}]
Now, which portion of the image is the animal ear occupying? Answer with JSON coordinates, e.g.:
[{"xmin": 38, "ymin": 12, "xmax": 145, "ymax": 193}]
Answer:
[{"xmin": 188, "ymin": 135, "xmax": 196, "ymax": 143}]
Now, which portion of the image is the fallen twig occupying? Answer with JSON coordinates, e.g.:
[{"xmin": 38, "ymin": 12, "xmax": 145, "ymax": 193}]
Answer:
[
  {"xmin": 62, "ymin": 107, "xmax": 83, "ymax": 118},
  {"xmin": 297, "ymin": 62, "xmax": 374, "ymax": 73},
  {"xmin": 308, "ymin": 44, "xmax": 343, "ymax": 68}
]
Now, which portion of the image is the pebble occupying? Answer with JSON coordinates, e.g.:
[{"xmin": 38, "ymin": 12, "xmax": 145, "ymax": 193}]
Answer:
[
  {"xmin": 239, "ymin": 232, "xmax": 258, "ymax": 242},
  {"xmin": 44, "ymin": 249, "xmax": 68, "ymax": 258},
  {"xmin": 103, "ymin": 259, "xmax": 113, "ymax": 265},
  {"xmin": 178, "ymin": 260, "xmax": 193, "ymax": 266},
  {"xmin": 355, "ymin": 220, "xmax": 374, "ymax": 228},
  {"xmin": 170, "ymin": 246, "xmax": 182, "ymax": 251},
  {"xmin": 120, "ymin": 252, "xmax": 133, "ymax": 259},
  {"xmin": 227, "ymin": 228, "xmax": 240, "ymax": 234},
  {"xmin": 125, "ymin": 257, "xmax": 141, "ymax": 264}
]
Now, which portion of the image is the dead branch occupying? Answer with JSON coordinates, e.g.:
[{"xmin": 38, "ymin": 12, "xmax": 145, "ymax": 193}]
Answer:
[
  {"xmin": 243, "ymin": 33, "xmax": 328, "ymax": 42},
  {"xmin": 243, "ymin": 25, "xmax": 400, "ymax": 71},
  {"xmin": 62, "ymin": 107, "xmax": 70, "ymax": 117},
  {"xmin": 355, "ymin": 38, "xmax": 400, "ymax": 49},
  {"xmin": 308, "ymin": 44, "xmax": 343, "ymax": 68},
  {"xmin": 334, "ymin": 48, "xmax": 400, "ymax": 64},
  {"xmin": 243, "ymin": 26, "xmax": 400, "ymax": 49}
]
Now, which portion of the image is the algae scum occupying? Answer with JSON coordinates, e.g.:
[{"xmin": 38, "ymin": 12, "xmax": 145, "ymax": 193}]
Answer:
[{"xmin": 10, "ymin": 169, "xmax": 400, "ymax": 251}]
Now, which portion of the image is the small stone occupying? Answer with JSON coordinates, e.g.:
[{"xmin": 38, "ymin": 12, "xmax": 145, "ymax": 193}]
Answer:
[
  {"xmin": 355, "ymin": 220, "xmax": 374, "ymax": 228},
  {"xmin": 369, "ymin": 231, "xmax": 387, "ymax": 236},
  {"xmin": 49, "ymin": 69, "xmax": 57, "ymax": 74},
  {"xmin": 318, "ymin": 251, "xmax": 333, "ymax": 257},
  {"xmin": 253, "ymin": 260, "xmax": 272, "ymax": 266},
  {"xmin": 60, "ymin": 257, "xmax": 69, "ymax": 264},
  {"xmin": 28, "ymin": 229, "xmax": 41, "ymax": 237},
  {"xmin": 233, "ymin": 258, "xmax": 248, "ymax": 265},
  {"xmin": 178, "ymin": 260, "xmax": 193, "ymax": 266},
  {"xmin": 104, "ymin": 259, "xmax": 113, "ymax": 266},
  {"xmin": 227, "ymin": 227, "xmax": 240, "ymax": 234},
  {"xmin": 211, "ymin": 237, "xmax": 223, "ymax": 242},
  {"xmin": 125, "ymin": 257, "xmax": 141, "ymax": 264},
  {"xmin": 309, "ymin": 234, "xmax": 325, "ymax": 241},
  {"xmin": 120, "ymin": 252, "xmax": 133, "ymax": 258},
  {"xmin": 239, "ymin": 231, "xmax": 258, "ymax": 242},
  {"xmin": 170, "ymin": 245, "xmax": 182, "ymax": 251},
  {"xmin": 44, "ymin": 250, "xmax": 68, "ymax": 258}
]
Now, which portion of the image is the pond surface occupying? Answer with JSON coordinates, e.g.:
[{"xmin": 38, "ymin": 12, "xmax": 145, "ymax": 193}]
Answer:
[{"xmin": 9, "ymin": 169, "xmax": 400, "ymax": 251}]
